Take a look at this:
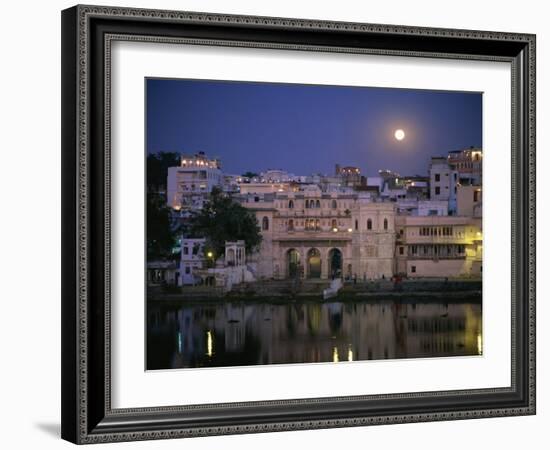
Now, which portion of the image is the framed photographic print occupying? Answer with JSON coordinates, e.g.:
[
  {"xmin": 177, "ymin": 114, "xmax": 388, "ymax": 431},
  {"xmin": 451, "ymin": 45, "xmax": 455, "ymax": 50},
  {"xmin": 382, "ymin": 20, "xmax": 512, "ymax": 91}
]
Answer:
[{"xmin": 61, "ymin": 4, "xmax": 536, "ymax": 444}]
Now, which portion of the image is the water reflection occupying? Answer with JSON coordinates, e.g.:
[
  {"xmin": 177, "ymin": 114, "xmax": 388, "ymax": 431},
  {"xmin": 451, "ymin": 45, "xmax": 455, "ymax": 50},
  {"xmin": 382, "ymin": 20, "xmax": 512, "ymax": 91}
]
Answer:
[{"xmin": 147, "ymin": 298, "xmax": 482, "ymax": 370}]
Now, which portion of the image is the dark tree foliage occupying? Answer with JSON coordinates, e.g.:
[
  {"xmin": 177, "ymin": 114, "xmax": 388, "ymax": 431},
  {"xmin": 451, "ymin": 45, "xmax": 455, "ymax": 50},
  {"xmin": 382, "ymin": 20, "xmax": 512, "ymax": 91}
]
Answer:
[
  {"xmin": 188, "ymin": 187, "xmax": 262, "ymax": 259},
  {"xmin": 241, "ymin": 171, "xmax": 258, "ymax": 179},
  {"xmin": 147, "ymin": 194, "xmax": 178, "ymax": 260},
  {"xmin": 147, "ymin": 152, "xmax": 180, "ymax": 190}
]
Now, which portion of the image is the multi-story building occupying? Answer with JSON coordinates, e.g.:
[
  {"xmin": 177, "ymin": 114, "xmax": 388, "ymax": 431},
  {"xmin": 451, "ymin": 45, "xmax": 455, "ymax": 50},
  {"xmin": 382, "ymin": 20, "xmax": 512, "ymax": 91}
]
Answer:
[
  {"xmin": 240, "ymin": 187, "xmax": 396, "ymax": 281},
  {"xmin": 180, "ymin": 238, "xmax": 207, "ymax": 285},
  {"xmin": 395, "ymin": 215, "xmax": 482, "ymax": 278},
  {"xmin": 448, "ymin": 147, "xmax": 482, "ymax": 185},
  {"xmin": 456, "ymin": 185, "xmax": 482, "ymax": 217},
  {"xmin": 335, "ymin": 164, "xmax": 363, "ymax": 187},
  {"xmin": 167, "ymin": 151, "xmax": 222, "ymax": 211},
  {"xmin": 429, "ymin": 157, "xmax": 458, "ymax": 214}
]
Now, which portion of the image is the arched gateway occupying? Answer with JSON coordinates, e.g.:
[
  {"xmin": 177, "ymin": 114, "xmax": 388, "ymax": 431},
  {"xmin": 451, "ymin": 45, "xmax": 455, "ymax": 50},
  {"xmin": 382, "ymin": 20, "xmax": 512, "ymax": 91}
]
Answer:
[
  {"xmin": 328, "ymin": 248, "xmax": 343, "ymax": 279},
  {"xmin": 286, "ymin": 249, "xmax": 300, "ymax": 278},
  {"xmin": 307, "ymin": 248, "xmax": 322, "ymax": 279}
]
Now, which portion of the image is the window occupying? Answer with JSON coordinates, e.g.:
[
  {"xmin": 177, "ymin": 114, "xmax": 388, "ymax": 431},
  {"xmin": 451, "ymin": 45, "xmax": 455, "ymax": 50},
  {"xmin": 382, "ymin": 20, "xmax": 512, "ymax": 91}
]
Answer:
[
  {"xmin": 183, "ymin": 246, "xmax": 189, "ymax": 255},
  {"xmin": 185, "ymin": 266, "xmax": 191, "ymax": 274},
  {"xmin": 355, "ymin": 219, "xmax": 358, "ymax": 230},
  {"xmin": 288, "ymin": 219, "xmax": 294, "ymax": 231},
  {"xmin": 435, "ymin": 186, "xmax": 441, "ymax": 195},
  {"xmin": 367, "ymin": 218, "xmax": 372, "ymax": 230},
  {"xmin": 305, "ymin": 200, "xmax": 310, "ymax": 209},
  {"xmin": 262, "ymin": 216, "xmax": 269, "ymax": 231},
  {"xmin": 331, "ymin": 219, "xmax": 337, "ymax": 229},
  {"xmin": 474, "ymin": 190, "xmax": 480, "ymax": 202},
  {"xmin": 316, "ymin": 200, "xmax": 321, "ymax": 208},
  {"xmin": 435, "ymin": 174, "xmax": 440, "ymax": 182},
  {"xmin": 331, "ymin": 199, "xmax": 337, "ymax": 209},
  {"xmin": 383, "ymin": 218, "xmax": 388, "ymax": 230},
  {"xmin": 411, "ymin": 266, "xmax": 416, "ymax": 273},
  {"xmin": 399, "ymin": 247, "xmax": 404, "ymax": 255},
  {"xmin": 288, "ymin": 200, "xmax": 294, "ymax": 209}
]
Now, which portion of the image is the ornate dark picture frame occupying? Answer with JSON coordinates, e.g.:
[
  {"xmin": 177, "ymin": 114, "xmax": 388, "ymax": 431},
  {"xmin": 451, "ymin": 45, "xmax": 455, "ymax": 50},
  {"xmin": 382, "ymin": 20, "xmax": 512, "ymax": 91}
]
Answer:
[{"xmin": 61, "ymin": 4, "xmax": 536, "ymax": 444}]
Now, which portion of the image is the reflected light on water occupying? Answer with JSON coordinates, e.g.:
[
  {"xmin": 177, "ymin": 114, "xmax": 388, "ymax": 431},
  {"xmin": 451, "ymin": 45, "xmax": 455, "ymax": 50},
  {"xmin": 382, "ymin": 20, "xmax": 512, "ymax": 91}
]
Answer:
[
  {"xmin": 477, "ymin": 333, "xmax": 482, "ymax": 355},
  {"xmin": 147, "ymin": 298, "xmax": 482, "ymax": 370},
  {"xmin": 206, "ymin": 330, "xmax": 214, "ymax": 357},
  {"xmin": 332, "ymin": 347, "xmax": 339, "ymax": 363}
]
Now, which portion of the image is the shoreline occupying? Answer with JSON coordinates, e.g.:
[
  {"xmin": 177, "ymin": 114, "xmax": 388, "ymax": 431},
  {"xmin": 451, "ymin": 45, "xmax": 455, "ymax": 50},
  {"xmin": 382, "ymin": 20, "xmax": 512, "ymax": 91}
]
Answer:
[{"xmin": 148, "ymin": 290, "xmax": 482, "ymax": 305}]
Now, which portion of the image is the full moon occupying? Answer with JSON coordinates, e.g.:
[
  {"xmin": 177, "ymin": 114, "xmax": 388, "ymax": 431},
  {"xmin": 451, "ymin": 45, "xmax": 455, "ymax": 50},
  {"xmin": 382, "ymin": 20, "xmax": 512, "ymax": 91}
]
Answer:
[{"xmin": 394, "ymin": 129, "xmax": 405, "ymax": 141}]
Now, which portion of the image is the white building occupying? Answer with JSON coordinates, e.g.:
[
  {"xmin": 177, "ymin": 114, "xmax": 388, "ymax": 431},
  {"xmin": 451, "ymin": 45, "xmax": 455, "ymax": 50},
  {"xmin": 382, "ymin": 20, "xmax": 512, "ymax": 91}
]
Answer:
[
  {"xmin": 429, "ymin": 157, "xmax": 458, "ymax": 214},
  {"xmin": 167, "ymin": 151, "xmax": 222, "ymax": 211},
  {"xmin": 180, "ymin": 238, "xmax": 206, "ymax": 285},
  {"xmin": 260, "ymin": 169, "xmax": 293, "ymax": 183}
]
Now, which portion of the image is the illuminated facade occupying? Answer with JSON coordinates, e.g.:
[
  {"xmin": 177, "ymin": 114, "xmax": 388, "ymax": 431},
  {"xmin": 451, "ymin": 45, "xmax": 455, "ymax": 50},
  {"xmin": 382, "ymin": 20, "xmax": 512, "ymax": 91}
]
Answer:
[
  {"xmin": 335, "ymin": 164, "xmax": 362, "ymax": 187},
  {"xmin": 395, "ymin": 215, "xmax": 482, "ymax": 277},
  {"xmin": 167, "ymin": 151, "xmax": 222, "ymax": 211},
  {"xmin": 240, "ymin": 187, "xmax": 396, "ymax": 280}
]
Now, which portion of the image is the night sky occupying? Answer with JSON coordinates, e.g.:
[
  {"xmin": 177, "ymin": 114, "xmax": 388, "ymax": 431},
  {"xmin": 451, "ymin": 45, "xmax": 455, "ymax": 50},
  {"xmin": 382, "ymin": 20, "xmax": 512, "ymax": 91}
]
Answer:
[{"xmin": 146, "ymin": 78, "xmax": 482, "ymax": 177}]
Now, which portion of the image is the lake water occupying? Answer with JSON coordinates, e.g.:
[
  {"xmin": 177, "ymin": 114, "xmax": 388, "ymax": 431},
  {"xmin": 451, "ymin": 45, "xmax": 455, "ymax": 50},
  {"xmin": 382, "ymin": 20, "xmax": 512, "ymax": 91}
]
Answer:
[{"xmin": 147, "ymin": 297, "xmax": 482, "ymax": 370}]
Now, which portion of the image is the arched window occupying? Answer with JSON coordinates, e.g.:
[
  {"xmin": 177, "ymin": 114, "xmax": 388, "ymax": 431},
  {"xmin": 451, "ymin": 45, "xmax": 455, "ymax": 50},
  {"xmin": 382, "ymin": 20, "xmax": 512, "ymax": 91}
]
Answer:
[
  {"xmin": 262, "ymin": 216, "xmax": 269, "ymax": 231},
  {"xmin": 305, "ymin": 200, "xmax": 310, "ymax": 209},
  {"xmin": 367, "ymin": 218, "xmax": 372, "ymax": 230},
  {"xmin": 288, "ymin": 200, "xmax": 294, "ymax": 209},
  {"xmin": 383, "ymin": 218, "xmax": 388, "ymax": 230},
  {"xmin": 331, "ymin": 199, "xmax": 337, "ymax": 209},
  {"xmin": 288, "ymin": 219, "xmax": 294, "ymax": 231},
  {"xmin": 331, "ymin": 219, "xmax": 338, "ymax": 229},
  {"xmin": 315, "ymin": 200, "xmax": 321, "ymax": 209}
]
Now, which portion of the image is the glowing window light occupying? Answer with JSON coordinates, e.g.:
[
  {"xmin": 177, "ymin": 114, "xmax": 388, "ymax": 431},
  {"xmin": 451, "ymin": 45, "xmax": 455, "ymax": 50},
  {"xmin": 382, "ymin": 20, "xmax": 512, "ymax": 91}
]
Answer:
[{"xmin": 206, "ymin": 330, "xmax": 214, "ymax": 357}]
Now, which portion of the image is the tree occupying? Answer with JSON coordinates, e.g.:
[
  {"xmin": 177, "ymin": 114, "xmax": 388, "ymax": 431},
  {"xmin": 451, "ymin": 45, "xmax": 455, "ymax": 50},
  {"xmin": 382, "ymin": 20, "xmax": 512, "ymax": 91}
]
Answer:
[
  {"xmin": 147, "ymin": 194, "xmax": 178, "ymax": 260},
  {"xmin": 241, "ymin": 171, "xmax": 258, "ymax": 180},
  {"xmin": 147, "ymin": 152, "xmax": 180, "ymax": 191},
  {"xmin": 187, "ymin": 187, "xmax": 262, "ymax": 259}
]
